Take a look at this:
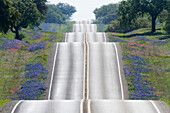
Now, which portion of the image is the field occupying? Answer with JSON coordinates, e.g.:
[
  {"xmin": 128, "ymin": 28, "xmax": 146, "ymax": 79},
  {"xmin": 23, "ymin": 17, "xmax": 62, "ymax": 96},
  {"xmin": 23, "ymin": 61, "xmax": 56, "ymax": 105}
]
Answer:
[
  {"xmin": 0, "ymin": 23, "xmax": 73, "ymax": 108},
  {"xmin": 108, "ymin": 28, "xmax": 170, "ymax": 105},
  {"xmin": 0, "ymin": 23, "xmax": 169, "ymax": 108}
]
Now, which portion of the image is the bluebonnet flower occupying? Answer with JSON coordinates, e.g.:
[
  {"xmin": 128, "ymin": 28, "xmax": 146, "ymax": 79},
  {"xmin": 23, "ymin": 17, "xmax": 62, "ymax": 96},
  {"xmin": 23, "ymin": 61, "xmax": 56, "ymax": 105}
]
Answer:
[
  {"xmin": 14, "ymin": 80, "xmax": 46, "ymax": 100},
  {"xmin": 27, "ymin": 42, "xmax": 47, "ymax": 52},
  {"xmin": 0, "ymin": 39, "xmax": 27, "ymax": 50},
  {"xmin": 25, "ymin": 63, "xmax": 48, "ymax": 79}
]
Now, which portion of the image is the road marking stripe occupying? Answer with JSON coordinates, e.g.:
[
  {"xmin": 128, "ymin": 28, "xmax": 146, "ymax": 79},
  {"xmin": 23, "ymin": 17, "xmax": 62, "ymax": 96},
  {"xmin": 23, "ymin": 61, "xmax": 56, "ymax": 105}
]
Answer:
[
  {"xmin": 150, "ymin": 100, "xmax": 161, "ymax": 113},
  {"xmin": 103, "ymin": 33, "xmax": 107, "ymax": 42},
  {"xmin": 48, "ymin": 43, "xmax": 59, "ymax": 100},
  {"xmin": 88, "ymin": 100, "xmax": 91, "ymax": 113},
  {"xmin": 65, "ymin": 33, "xmax": 67, "ymax": 42},
  {"xmin": 83, "ymin": 33, "xmax": 86, "ymax": 100},
  {"xmin": 86, "ymin": 32, "xmax": 90, "ymax": 100},
  {"xmin": 80, "ymin": 99, "xmax": 84, "ymax": 113},
  {"xmin": 11, "ymin": 100, "xmax": 23, "ymax": 113},
  {"xmin": 113, "ymin": 43, "xmax": 124, "ymax": 100}
]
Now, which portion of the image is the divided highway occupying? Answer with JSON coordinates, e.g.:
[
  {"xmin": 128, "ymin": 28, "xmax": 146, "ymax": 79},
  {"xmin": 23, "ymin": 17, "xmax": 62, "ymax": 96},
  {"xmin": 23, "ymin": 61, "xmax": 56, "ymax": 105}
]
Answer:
[{"xmin": 10, "ymin": 20, "xmax": 170, "ymax": 113}]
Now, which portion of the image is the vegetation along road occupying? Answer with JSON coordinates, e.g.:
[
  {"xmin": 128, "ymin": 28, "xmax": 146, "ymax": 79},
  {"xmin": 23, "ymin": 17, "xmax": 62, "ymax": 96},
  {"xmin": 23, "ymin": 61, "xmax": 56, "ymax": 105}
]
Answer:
[
  {"xmin": 8, "ymin": 21, "xmax": 170, "ymax": 113},
  {"xmin": 0, "ymin": 0, "xmax": 169, "ymax": 112}
]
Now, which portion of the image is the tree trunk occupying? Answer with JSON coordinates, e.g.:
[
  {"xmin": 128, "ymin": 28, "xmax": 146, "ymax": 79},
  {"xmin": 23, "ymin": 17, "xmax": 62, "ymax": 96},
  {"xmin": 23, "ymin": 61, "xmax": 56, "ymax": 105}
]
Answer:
[
  {"xmin": 11, "ymin": 27, "xmax": 20, "ymax": 40},
  {"xmin": 152, "ymin": 16, "xmax": 156, "ymax": 33},
  {"xmin": 15, "ymin": 28, "xmax": 20, "ymax": 40}
]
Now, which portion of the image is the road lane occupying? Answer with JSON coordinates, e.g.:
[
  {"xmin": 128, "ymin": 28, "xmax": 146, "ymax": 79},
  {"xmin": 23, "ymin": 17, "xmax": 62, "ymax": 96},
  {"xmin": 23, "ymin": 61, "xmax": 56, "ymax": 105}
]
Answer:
[
  {"xmin": 13, "ymin": 100, "xmax": 81, "ymax": 113},
  {"xmin": 87, "ymin": 32, "xmax": 106, "ymax": 42},
  {"xmin": 90, "ymin": 100, "xmax": 170, "ymax": 113},
  {"xmin": 50, "ymin": 43, "xmax": 84, "ymax": 100},
  {"xmin": 86, "ymin": 24, "xmax": 97, "ymax": 32},
  {"xmin": 89, "ymin": 43, "xmax": 128, "ymax": 99},
  {"xmin": 73, "ymin": 24, "xmax": 85, "ymax": 32},
  {"xmin": 65, "ymin": 32, "xmax": 84, "ymax": 42}
]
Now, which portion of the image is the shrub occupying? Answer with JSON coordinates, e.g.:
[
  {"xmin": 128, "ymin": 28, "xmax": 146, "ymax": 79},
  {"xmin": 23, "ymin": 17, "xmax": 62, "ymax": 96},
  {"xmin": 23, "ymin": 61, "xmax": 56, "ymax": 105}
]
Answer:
[{"xmin": 105, "ymin": 18, "xmax": 151, "ymax": 33}]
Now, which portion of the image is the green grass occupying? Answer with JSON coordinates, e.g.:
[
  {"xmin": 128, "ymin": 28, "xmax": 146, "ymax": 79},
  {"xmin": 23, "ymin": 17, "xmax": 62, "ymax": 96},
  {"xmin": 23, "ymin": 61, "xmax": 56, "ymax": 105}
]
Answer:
[
  {"xmin": 108, "ymin": 28, "xmax": 170, "ymax": 106},
  {"xmin": 0, "ymin": 99, "xmax": 11, "ymax": 109},
  {"xmin": 109, "ymin": 28, "xmax": 169, "ymax": 39},
  {"xmin": 0, "ymin": 23, "xmax": 72, "ymax": 108}
]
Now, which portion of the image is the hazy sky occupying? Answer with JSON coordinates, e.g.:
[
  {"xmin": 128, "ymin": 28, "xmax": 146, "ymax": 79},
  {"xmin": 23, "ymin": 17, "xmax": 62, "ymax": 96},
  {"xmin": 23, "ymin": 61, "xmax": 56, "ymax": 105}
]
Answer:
[{"xmin": 48, "ymin": 0, "xmax": 122, "ymax": 21}]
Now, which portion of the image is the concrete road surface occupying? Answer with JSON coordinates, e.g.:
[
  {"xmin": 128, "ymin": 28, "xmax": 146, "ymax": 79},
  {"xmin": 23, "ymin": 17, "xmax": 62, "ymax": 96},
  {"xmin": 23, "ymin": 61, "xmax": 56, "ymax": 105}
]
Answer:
[
  {"xmin": 50, "ymin": 43, "xmax": 84, "ymax": 100},
  {"xmin": 90, "ymin": 100, "xmax": 170, "ymax": 113},
  {"xmin": 64, "ymin": 32, "xmax": 107, "ymax": 42},
  {"xmin": 64, "ymin": 32, "xmax": 84, "ymax": 42},
  {"xmin": 12, "ymin": 100, "xmax": 81, "ymax": 113},
  {"xmin": 87, "ymin": 32, "xmax": 106, "ymax": 42},
  {"xmin": 11, "ymin": 100, "xmax": 170, "ymax": 113},
  {"xmin": 89, "ymin": 43, "xmax": 128, "ymax": 99},
  {"xmin": 73, "ymin": 24, "xmax": 97, "ymax": 32}
]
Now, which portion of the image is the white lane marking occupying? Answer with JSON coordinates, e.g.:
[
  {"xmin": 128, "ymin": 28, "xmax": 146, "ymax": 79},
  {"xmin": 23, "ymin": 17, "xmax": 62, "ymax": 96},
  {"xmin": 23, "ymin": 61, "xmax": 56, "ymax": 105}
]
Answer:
[
  {"xmin": 113, "ymin": 43, "xmax": 124, "ymax": 100},
  {"xmin": 86, "ymin": 32, "xmax": 90, "ymax": 100},
  {"xmin": 65, "ymin": 33, "xmax": 67, "ymax": 42},
  {"xmin": 48, "ymin": 43, "xmax": 59, "ymax": 100},
  {"xmin": 88, "ymin": 100, "xmax": 91, "ymax": 113},
  {"xmin": 150, "ymin": 100, "xmax": 161, "ymax": 113},
  {"xmin": 80, "ymin": 99, "xmax": 84, "ymax": 113},
  {"xmin": 103, "ymin": 33, "xmax": 107, "ymax": 42},
  {"xmin": 11, "ymin": 100, "xmax": 23, "ymax": 113},
  {"xmin": 83, "ymin": 33, "xmax": 86, "ymax": 99}
]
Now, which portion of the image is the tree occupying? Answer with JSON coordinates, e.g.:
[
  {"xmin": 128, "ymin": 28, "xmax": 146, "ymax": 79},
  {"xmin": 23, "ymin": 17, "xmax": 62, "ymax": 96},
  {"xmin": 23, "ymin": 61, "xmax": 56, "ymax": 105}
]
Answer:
[
  {"xmin": 45, "ymin": 4, "xmax": 66, "ymax": 23},
  {"xmin": 164, "ymin": 0, "xmax": 170, "ymax": 34},
  {"xmin": 142, "ymin": 0, "xmax": 167, "ymax": 32},
  {"xmin": 0, "ymin": 0, "xmax": 20, "ymax": 33},
  {"xmin": 0, "ymin": 0, "xmax": 47, "ymax": 40},
  {"xmin": 117, "ymin": 0, "xmax": 167, "ymax": 32},
  {"xmin": 56, "ymin": 3, "xmax": 76, "ymax": 20},
  {"xmin": 93, "ymin": 3, "xmax": 119, "ymax": 24},
  {"xmin": 32, "ymin": 0, "xmax": 48, "ymax": 16}
]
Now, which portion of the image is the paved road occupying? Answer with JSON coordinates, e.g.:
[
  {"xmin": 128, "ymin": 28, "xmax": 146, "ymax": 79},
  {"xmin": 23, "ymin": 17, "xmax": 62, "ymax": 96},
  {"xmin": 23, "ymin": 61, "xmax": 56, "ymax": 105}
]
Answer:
[
  {"xmin": 90, "ymin": 100, "xmax": 170, "ymax": 113},
  {"xmin": 12, "ymin": 100, "xmax": 170, "ymax": 113},
  {"xmin": 73, "ymin": 24, "xmax": 97, "ymax": 32},
  {"xmin": 10, "ymin": 21, "xmax": 169, "ymax": 113},
  {"xmin": 12, "ymin": 100, "xmax": 81, "ymax": 113},
  {"xmin": 89, "ymin": 43, "xmax": 128, "ymax": 99},
  {"xmin": 50, "ymin": 43, "xmax": 84, "ymax": 100},
  {"xmin": 87, "ymin": 32, "xmax": 106, "ymax": 42},
  {"xmin": 64, "ymin": 32, "xmax": 106, "ymax": 42},
  {"xmin": 64, "ymin": 32, "xmax": 84, "ymax": 42}
]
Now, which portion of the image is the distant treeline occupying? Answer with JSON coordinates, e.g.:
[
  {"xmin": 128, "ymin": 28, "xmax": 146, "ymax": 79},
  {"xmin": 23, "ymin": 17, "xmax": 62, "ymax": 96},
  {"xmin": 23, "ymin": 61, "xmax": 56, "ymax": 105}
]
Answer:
[
  {"xmin": 45, "ymin": 3, "xmax": 76, "ymax": 24},
  {"xmin": 0, "ymin": 0, "xmax": 76, "ymax": 40},
  {"xmin": 94, "ymin": 0, "xmax": 169, "ymax": 33}
]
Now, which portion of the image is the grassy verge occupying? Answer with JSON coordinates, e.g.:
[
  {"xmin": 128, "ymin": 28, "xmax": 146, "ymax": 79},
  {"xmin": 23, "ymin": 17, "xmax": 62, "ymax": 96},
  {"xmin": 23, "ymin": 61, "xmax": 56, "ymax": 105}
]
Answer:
[
  {"xmin": 108, "ymin": 28, "xmax": 170, "ymax": 106},
  {"xmin": 0, "ymin": 23, "xmax": 72, "ymax": 108},
  {"xmin": 110, "ymin": 28, "xmax": 169, "ymax": 40}
]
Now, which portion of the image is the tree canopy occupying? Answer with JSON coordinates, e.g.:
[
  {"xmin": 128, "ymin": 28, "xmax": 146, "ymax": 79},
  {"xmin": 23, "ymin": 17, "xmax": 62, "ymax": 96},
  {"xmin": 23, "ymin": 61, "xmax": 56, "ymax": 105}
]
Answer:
[
  {"xmin": 117, "ymin": 0, "xmax": 168, "ymax": 32},
  {"xmin": 57, "ymin": 3, "xmax": 76, "ymax": 20},
  {"xmin": 45, "ymin": 3, "xmax": 76, "ymax": 23},
  {"xmin": 45, "ymin": 4, "xmax": 66, "ymax": 24},
  {"xmin": 0, "ymin": 0, "xmax": 48, "ymax": 40},
  {"xmin": 0, "ymin": 0, "xmax": 20, "ymax": 33},
  {"xmin": 93, "ymin": 3, "xmax": 119, "ymax": 24}
]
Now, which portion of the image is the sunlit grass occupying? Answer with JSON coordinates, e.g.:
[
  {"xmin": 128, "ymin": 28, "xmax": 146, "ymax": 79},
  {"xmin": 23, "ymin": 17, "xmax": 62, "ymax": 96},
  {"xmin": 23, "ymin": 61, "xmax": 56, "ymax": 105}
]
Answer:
[{"xmin": 108, "ymin": 29, "xmax": 170, "ymax": 106}]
